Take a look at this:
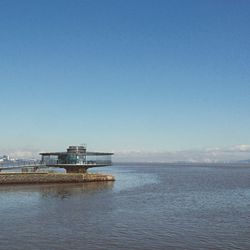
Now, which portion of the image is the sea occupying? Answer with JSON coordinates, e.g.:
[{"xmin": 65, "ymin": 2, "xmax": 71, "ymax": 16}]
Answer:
[{"xmin": 1, "ymin": 163, "xmax": 250, "ymax": 250}]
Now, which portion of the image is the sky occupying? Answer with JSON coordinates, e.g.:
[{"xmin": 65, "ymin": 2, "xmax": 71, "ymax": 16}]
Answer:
[{"xmin": 0, "ymin": 0, "xmax": 250, "ymax": 161}]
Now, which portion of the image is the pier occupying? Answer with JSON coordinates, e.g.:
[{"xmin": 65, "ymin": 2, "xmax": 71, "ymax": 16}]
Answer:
[
  {"xmin": 0, "ymin": 146, "xmax": 115, "ymax": 184},
  {"xmin": 0, "ymin": 172, "xmax": 115, "ymax": 185},
  {"xmin": 0, "ymin": 146, "xmax": 113, "ymax": 173}
]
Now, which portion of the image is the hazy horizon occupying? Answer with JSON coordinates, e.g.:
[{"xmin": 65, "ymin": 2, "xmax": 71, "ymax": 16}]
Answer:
[{"xmin": 1, "ymin": 144, "xmax": 250, "ymax": 163}]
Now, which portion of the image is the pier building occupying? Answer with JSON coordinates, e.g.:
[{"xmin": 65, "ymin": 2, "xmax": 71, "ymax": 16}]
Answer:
[{"xmin": 40, "ymin": 146, "xmax": 113, "ymax": 173}]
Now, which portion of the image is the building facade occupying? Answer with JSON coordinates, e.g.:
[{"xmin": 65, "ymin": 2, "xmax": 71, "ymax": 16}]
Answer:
[{"xmin": 40, "ymin": 146, "xmax": 113, "ymax": 173}]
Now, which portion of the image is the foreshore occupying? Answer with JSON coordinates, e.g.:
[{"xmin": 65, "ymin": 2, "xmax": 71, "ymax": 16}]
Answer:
[{"xmin": 0, "ymin": 172, "xmax": 115, "ymax": 185}]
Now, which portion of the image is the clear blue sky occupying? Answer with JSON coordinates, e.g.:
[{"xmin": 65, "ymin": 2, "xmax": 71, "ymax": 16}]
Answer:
[{"xmin": 0, "ymin": 0, "xmax": 250, "ymax": 154}]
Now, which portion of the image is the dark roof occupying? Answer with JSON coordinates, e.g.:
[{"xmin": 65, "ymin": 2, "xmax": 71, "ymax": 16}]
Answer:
[
  {"xmin": 40, "ymin": 152, "xmax": 67, "ymax": 156},
  {"xmin": 87, "ymin": 152, "xmax": 114, "ymax": 156},
  {"xmin": 40, "ymin": 151, "xmax": 114, "ymax": 156}
]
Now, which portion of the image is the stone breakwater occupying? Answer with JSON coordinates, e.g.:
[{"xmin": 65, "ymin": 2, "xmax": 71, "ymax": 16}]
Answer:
[{"xmin": 0, "ymin": 173, "xmax": 115, "ymax": 185}]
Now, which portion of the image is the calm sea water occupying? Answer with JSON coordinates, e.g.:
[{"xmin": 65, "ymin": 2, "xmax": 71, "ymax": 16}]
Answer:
[{"xmin": 1, "ymin": 163, "xmax": 250, "ymax": 250}]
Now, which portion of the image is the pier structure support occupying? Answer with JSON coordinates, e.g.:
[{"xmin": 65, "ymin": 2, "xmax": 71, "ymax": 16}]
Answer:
[{"xmin": 64, "ymin": 166, "xmax": 88, "ymax": 173}]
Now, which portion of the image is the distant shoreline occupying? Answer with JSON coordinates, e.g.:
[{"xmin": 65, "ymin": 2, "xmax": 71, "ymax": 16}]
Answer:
[{"xmin": 113, "ymin": 161, "xmax": 250, "ymax": 166}]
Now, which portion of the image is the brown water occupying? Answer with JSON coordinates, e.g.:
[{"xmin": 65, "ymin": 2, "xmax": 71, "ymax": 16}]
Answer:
[{"xmin": 1, "ymin": 163, "xmax": 250, "ymax": 250}]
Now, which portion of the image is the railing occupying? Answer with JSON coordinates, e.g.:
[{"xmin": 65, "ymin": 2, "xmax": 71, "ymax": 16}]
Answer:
[
  {"xmin": 0, "ymin": 161, "xmax": 44, "ymax": 172},
  {"xmin": 44, "ymin": 160, "xmax": 112, "ymax": 166}
]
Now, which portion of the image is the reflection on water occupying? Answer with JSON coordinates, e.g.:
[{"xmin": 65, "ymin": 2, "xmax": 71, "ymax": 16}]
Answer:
[
  {"xmin": 0, "ymin": 181, "xmax": 114, "ymax": 199},
  {"xmin": 40, "ymin": 182, "xmax": 114, "ymax": 199}
]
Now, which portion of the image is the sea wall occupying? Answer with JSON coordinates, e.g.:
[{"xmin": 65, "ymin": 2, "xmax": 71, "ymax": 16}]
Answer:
[{"xmin": 0, "ymin": 173, "xmax": 115, "ymax": 185}]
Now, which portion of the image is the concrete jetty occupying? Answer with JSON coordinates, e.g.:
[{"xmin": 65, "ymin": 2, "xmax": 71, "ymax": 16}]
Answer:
[{"xmin": 0, "ymin": 172, "xmax": 115, "ymax": 185}]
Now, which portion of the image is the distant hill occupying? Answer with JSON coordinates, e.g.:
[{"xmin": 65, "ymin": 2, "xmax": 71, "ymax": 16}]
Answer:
[{"xmin": 236, "ymin": 159, "xmax": 250, "ymax": 163}]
